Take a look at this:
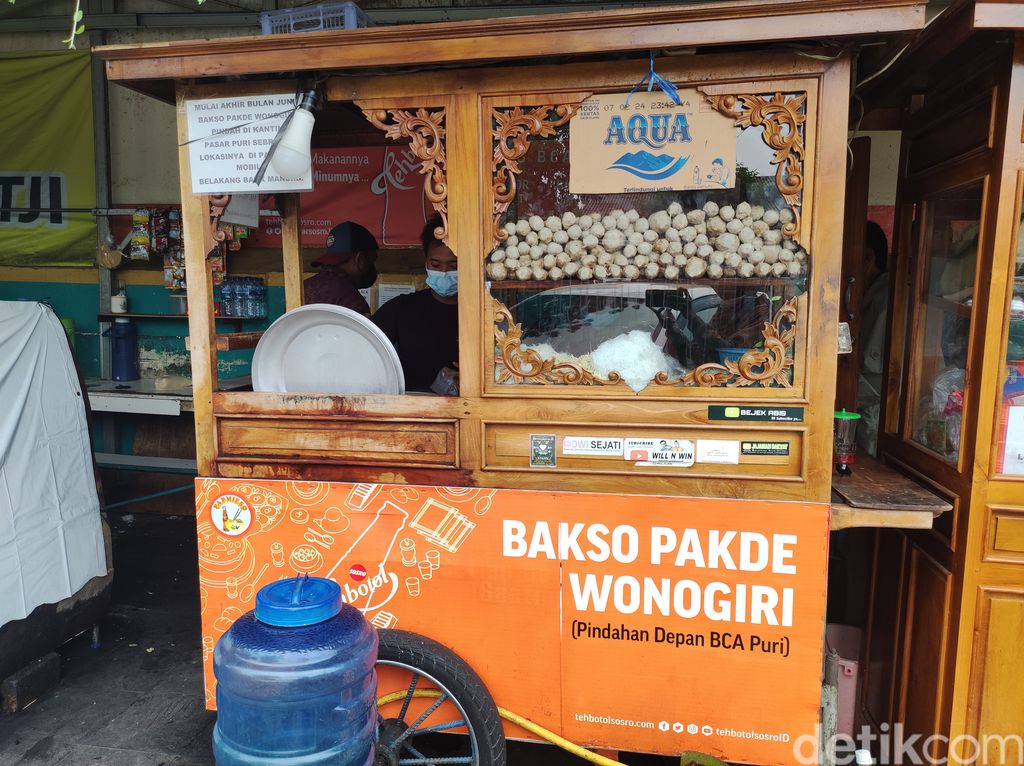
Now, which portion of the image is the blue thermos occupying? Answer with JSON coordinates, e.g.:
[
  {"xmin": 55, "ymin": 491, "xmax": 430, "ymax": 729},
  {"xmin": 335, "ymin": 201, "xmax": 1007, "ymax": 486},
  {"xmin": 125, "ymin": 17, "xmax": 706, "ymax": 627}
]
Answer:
[
  {"xmin": 107, "ymin": 319, "xmax": 139, "ymax": 381},
  {"xmin": 213, "ymin": 576, "xmax": 378, "ymax": 766}
]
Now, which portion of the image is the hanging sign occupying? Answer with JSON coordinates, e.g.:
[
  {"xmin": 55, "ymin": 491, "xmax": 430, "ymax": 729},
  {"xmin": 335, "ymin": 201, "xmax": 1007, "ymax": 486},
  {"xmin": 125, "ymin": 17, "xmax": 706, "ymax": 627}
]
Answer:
[
  {"xmin": 247, "ymin": 147, "xmax": 430, "ymax": 249},
  {"xmin": 0, "ymin": 51, "xmax": 96, "ymax": 265},
  {"xmin": 569, "ymin": 90, "xmax": 736, "ymax": 194},
  {"xmin": 185, "ymin": 93, "xmax": 312, "ymax": 194}
]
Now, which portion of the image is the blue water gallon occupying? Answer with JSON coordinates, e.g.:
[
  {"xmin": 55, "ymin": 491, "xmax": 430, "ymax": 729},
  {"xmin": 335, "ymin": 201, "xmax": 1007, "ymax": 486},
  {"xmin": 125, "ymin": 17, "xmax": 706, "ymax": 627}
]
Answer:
[
  {"xmin": 213, "ymin": 576, "xmax": 378, "ymax": 766},
  {"xmin": 109, "ymin": 318, "xmax": 139, "ymax": 381}
]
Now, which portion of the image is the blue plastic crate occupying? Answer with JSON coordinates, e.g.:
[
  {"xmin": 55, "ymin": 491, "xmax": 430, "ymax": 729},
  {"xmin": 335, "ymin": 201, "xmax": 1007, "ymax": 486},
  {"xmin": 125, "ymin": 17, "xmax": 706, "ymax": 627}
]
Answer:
[{"xmin": 259, "ymin": 1, "xmax": 370, "ymax": 35}]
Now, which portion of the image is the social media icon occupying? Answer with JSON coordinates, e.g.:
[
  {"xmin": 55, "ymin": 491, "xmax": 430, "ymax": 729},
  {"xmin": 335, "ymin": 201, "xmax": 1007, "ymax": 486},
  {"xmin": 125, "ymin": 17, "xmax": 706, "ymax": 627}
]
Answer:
[
  {"xmin": 687, "ymin": 724, "xmax": 699, "ymax": 735},
  {"xmin": 672, "ymin": 722, "xmax": 684, "ymax": 733},
  {"xmin": 658, "ymin": 721, "xmax": 670, "ymax": 732},
  {"xmin": 702, "ymin": 725, "xmax": 713, "ymax": 736}
]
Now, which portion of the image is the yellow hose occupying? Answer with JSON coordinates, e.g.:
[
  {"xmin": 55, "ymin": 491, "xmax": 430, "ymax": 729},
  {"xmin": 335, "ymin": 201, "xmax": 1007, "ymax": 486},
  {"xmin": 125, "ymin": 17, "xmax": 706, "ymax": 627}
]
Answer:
[{"xmin": 377, "ymin": 689, "xmax": 623, "ymax": 766}]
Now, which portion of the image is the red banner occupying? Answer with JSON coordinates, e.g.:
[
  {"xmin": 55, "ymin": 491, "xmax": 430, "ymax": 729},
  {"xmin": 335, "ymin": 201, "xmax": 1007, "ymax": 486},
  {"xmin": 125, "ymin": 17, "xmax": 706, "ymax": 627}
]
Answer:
[{"xmin": 249, "ymin": 146, "xmax": 430, "ymax": 249}]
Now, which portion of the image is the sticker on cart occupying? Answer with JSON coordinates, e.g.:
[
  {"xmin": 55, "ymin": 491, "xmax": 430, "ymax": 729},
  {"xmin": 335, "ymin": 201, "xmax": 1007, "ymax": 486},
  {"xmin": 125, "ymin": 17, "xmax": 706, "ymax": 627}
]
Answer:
[
  {"xmin": 211, "ymin": 494, "xmax": 252, "ymax": 536},
  {"xmin": 708, "ymin": 405, "xmax": 804, "ymax": 422},
  {"xmin": 561, "ymin": 436, "xmax": 624, "ymax": 456},
  {"xmin": 742, "ymin": 441, "xmax": 791, "ymax": 456},
  {"xmin": 530, "ymin": 434, "xmax": 557, "ymax": 467},
  {"xmin": 695, "ymin": 439, "xmax": 740, "ymax": 464},
  {"xmin": 625, "ymin": 438, "xmax": 695, "ymax": 467}
]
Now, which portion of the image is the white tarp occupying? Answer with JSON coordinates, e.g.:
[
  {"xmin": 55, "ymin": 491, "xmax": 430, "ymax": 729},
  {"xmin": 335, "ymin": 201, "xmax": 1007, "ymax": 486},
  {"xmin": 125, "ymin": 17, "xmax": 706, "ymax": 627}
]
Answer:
[{"xmin": 0, "ymin": 302, "xmax": 106, "ymax": 627}]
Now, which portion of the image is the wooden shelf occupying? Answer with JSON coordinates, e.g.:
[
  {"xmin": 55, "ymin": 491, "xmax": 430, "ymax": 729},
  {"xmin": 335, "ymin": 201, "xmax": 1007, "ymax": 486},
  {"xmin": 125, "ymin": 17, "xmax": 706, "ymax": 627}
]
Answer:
[
  {"xmin": 195, "ymin": 332, "xmax": 265, "ymax": 351},
  {"xmin": 488, "ymin": 276, "xmax": 805, "ymax": 290},
  {"xmin": 98, "ymin": 312, "xmax": 248, "ymax": 323},
  {"xmin": 829, "ymin": 453, "xmax": 952, "ymax": 531}
]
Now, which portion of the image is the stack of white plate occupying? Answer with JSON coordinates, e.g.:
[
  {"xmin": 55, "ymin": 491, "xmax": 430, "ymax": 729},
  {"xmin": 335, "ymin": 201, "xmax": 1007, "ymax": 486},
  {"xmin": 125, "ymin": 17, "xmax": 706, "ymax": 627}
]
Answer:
[{"xmin": 252, "ymin": 304, "xmax": 405, "ymax": 394}]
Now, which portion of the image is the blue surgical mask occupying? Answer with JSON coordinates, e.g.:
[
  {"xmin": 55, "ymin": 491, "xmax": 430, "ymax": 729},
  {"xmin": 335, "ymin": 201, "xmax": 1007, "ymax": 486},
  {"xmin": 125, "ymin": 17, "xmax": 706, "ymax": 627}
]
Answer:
[{"xmin": 426, "ymin": 269, "xmax": 458, "ymax": 297}]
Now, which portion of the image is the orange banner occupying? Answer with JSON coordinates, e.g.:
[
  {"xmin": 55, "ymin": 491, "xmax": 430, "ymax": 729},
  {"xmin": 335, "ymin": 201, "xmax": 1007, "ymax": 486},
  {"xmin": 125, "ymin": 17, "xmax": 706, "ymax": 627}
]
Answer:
[{"xmin": 196, "ymin": 480, "xmax": 828, "ymax": 765}]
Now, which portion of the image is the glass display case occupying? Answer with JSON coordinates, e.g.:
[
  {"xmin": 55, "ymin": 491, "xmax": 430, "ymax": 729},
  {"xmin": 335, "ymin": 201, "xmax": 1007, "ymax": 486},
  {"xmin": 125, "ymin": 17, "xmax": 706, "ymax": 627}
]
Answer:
[
  {"xmin": 907, "ymin": 182, "xmax": 982, "ymax": 463},
  {"xmin": 484, "ymin": 92, "xmax": 810, "ymax": 394}
]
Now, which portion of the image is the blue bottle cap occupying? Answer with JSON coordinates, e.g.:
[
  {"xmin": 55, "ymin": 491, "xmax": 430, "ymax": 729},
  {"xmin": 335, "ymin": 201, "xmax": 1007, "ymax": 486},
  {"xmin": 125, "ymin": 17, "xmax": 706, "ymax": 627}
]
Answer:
[{"xmin": 255, "ymin": 575, "xmax": 342, "ymax": 627}]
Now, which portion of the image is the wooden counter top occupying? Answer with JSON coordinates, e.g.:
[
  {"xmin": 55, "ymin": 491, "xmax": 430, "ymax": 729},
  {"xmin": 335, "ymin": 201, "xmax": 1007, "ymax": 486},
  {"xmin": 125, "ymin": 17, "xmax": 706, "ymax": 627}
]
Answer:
[{"xmin": 829, "ymin": 453, "xmax": 952, "ymax": 531}]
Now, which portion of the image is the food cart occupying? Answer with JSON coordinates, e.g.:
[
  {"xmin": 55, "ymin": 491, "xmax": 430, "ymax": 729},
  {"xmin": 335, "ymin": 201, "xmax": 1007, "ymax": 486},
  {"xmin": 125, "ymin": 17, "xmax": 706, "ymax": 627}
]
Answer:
[{"xmin": 96, "ymin": 2, "xmax": 931, "ymax": 764}]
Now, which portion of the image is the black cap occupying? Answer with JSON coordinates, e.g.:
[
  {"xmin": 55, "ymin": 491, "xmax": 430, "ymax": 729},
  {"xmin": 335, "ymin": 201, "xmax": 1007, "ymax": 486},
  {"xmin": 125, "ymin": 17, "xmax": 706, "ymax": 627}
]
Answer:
[{"xmin": 315, "ymin": 221, "xmax": 378, "ymax": 266}]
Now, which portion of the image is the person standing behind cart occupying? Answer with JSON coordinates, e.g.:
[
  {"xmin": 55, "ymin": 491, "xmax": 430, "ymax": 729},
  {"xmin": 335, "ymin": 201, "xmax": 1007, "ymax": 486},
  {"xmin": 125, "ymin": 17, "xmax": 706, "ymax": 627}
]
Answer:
[
  {"xmin": 372, "ymin": 214, "xmax": 459, "ymax": 394},
  {"xmin": 303, "ymin": 221, "xmax": 379, "ymax": 316}
]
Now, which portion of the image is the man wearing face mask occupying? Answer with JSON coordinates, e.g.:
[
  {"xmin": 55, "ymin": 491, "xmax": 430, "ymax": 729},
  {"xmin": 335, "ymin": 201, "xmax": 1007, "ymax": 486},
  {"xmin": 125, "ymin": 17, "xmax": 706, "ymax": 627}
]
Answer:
[
  {"xmin": 372, "ymin": 214, "xmax": 459, "ymax": 394},
  {"xmin": 303, "ymin": 221, "xmax": 379, "ymax": 315}
]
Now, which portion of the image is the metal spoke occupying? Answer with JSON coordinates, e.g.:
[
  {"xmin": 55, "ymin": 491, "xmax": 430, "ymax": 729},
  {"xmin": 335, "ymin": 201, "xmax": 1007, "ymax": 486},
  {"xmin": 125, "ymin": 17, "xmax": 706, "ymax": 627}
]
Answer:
[
  {"xmin": 391, "ymin": 692, "xmax": 449, "ymax": 749},
  {"xmin": 409, "ymin": 719, "xmax": 467, "ymax": 735},
  {"xmin": 399, "ymin": 743, "xmax": 437, "ymax": 766},
  {"xmin": 397, "ymin": 672, "xmax": 421, "ymax": 723}
]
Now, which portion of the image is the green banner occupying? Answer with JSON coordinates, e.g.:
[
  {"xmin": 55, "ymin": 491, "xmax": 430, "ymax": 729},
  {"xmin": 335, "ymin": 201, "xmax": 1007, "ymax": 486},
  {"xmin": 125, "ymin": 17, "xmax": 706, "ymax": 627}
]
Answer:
[{"xmin": 0, "ymin": 51, "xmax": 96, "ymax": 265}]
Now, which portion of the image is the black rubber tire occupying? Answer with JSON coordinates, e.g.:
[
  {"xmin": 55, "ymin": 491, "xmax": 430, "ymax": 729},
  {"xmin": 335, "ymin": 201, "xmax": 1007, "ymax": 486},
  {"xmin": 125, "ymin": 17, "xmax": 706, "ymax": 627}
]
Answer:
[{"xmin": 375, "ymin": 629, "xmax": 506, "ymax": 766}]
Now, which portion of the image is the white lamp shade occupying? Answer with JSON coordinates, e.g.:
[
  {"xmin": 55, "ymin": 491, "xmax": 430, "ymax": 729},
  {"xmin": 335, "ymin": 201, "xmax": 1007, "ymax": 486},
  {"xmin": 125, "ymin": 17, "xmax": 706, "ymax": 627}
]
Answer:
[{"xmin": 269, "ymin": 108, "xmax": 315, "ymax": 179}]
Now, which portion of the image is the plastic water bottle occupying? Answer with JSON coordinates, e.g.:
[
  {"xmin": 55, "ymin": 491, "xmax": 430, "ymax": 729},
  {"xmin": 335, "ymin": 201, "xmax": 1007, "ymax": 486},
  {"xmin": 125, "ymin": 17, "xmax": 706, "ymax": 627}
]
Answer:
[
  {"xmin": 222, "ymin": 279, "xmax": 236, "ymax": 318},
  {"xmin": 255, "ymin": 279, "xmax": 267, "ymax": 318},
  {"xmin": 248, "ymin": 278, "xmax": 259, "ymax": 318},
  {"xmin": 212, "ymin": 576, "xmax": 378, "ymax": 766}
]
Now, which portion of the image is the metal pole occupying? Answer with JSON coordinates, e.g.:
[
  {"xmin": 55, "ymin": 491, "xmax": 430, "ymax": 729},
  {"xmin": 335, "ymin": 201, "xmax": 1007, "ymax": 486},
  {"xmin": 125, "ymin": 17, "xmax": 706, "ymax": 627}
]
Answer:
[{"xmin": 91, "ymin": 3, "xmax": 115, "ymax": 380}]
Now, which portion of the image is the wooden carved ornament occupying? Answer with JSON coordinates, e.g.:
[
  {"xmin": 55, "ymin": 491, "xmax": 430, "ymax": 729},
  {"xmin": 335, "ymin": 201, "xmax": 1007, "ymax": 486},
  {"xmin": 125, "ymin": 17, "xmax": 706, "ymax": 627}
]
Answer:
[
  {"xmin": 702, "ymin": 92, "xmax": 806, "ymax": 242},
  {"xmin": 669, "ymin": 298, "xmax": 798, "ymax": 388},
  {"xmin": 493, "ymin": 300, "xmax": 619, "ymax": 386},
  {"xmin": 206, "ymin": 194, "xmax": 231, "ymax": 257},
  {"xmin": 491, "ymin": 104, "xmax": 578, "ymax": 249},
  {"xmin": 362, "ymin": 107, "xmax": 448, "ymax": 244},
  {"xmin": 493, "ymin": 297, "xmax": 798, "ymax": 389}
]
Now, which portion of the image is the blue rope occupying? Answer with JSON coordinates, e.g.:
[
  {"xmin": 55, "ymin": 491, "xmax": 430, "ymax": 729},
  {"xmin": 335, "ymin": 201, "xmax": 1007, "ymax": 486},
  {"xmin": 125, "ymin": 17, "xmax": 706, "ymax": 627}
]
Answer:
[{"xmin": 625, "ymin": 51, "xmax": 682, "ymax": 107}]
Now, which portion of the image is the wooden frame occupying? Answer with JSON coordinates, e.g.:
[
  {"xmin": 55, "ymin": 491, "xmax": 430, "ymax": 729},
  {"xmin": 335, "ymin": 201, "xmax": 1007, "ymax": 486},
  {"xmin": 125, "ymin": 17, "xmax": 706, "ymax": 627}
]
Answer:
[{"xmin": 88, "ymin": 0, "xmax": 942, "ymax": 511}]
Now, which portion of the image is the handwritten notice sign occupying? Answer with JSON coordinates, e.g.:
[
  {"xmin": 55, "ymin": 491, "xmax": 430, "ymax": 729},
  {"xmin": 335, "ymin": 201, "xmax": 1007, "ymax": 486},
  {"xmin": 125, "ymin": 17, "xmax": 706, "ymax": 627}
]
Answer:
[
  {"xmin": 569, "ymin": 90, "xmax": 736, "ymax": 194},
  {"xmin": 185, "ymin": 93, "xmax": 312, "ymax": 194}
]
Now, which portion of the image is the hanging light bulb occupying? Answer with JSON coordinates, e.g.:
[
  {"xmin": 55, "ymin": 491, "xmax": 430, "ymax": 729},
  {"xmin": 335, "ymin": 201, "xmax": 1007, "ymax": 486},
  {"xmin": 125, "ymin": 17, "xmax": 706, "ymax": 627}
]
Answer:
[{"xmin": 268, "ymin": 90, "xmax": 319, "ymax": 180}]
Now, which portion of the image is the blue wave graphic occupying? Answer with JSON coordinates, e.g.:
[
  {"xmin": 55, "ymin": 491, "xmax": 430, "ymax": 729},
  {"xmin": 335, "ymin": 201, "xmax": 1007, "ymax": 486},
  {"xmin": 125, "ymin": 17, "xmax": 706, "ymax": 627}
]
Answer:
[{"xmin": 608, "ymin": 151, "xmax": 690, "ymax": 180}]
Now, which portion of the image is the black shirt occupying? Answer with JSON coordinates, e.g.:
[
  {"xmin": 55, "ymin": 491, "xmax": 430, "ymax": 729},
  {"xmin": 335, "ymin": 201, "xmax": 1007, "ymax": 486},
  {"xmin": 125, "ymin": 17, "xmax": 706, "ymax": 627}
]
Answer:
[{"xmin": 371, "ymin": 289, "xmax": 458, "ymax": 392}]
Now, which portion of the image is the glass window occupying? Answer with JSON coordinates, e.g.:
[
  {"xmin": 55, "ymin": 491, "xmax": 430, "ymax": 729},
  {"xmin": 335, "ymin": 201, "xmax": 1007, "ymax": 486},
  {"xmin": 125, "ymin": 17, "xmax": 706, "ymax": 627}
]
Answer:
[
  {"xmin": 907, "ymin": 182, "xmax": 982, "ymax": 462},
  {"xmin": 486, "ymin": 93, "xmax": 808, "ymax": 393},
  {"xmin": 996, "ymin": 186, "xmax": 1024, "ymax": 475}
]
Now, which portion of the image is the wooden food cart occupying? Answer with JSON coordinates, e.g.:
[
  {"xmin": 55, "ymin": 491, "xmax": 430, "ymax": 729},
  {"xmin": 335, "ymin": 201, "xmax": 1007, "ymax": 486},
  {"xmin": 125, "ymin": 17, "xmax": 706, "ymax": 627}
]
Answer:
[{"xmin": 96, "ymin": 3, "xmax": 931, "ymax": 765}]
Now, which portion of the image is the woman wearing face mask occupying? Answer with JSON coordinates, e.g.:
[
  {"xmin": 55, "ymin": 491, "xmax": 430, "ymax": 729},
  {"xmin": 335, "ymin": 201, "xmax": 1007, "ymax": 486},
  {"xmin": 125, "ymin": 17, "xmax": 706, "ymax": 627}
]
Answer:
[{"xmin": 371, "ymin": 214, "xmax": 459, "ymax": 394}]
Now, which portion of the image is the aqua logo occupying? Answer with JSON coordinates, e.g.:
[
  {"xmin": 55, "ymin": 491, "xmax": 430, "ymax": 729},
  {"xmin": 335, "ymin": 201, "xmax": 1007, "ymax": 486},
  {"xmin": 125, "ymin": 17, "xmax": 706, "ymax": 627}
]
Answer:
[
  {"xmin": 609, "ymin": 151, "xmax": 690, "ymax": 180},
  {"xmin": 603, "ymin": 113, "xmax": 692, "ymax": 150}
]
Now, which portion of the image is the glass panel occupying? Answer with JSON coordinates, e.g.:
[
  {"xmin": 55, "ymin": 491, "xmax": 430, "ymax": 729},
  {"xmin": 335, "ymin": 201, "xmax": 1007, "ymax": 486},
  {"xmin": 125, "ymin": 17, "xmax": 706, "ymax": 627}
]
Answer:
[
  {"xmin": 908, "ymin": 182, "xmax": 982, "ymax": 462},
  {"xmin": 996, "ymin": 184, "xmax": 1024, "ymax": 475},
  {"xmin": 487, "ymin": 97, "xmax": 807, "ymax": 393}
]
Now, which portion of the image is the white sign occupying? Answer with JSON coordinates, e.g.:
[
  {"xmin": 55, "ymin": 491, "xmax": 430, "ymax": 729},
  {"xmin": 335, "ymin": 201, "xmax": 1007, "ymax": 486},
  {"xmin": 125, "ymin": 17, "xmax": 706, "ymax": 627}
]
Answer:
[
  {"xmin": 377, "ymin": 283, "xmax": 417, "ymax": 307},
  {"xmin": 561, "ymin": 436, "xmax": 625, "ymax": 456},
  {"xmin": 624, "ymin": 438, "xmax": 695, "ymax": 467},
  {"xmin": 185, "ymin": 93, "xmax": 312, "ymax": 194},
  {"xmin": 569, "ymin": 90, "xmax": 736, "ymax": 194},
  {"xmin": 1003, "ymin": 406, "xmax": 1024, "ymax": 475},
  {"xmin": 222, "ymin": 194, "xmax": 259, "ymax": 228},
  {"xmin": 696, "ymin": 439, "xmax": 740, "ymax": 465}
]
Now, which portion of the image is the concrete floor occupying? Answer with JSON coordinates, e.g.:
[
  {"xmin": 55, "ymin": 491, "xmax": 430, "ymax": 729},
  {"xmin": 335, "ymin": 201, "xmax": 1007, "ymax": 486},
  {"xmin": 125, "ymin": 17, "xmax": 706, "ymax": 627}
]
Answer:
[
  {"xmin": 0, "ymin": 512, "xmax": 676, "ymax": 766},
  {"xmin": 0, "ymin": 512, "xmax": 214, "ymax": 765}
]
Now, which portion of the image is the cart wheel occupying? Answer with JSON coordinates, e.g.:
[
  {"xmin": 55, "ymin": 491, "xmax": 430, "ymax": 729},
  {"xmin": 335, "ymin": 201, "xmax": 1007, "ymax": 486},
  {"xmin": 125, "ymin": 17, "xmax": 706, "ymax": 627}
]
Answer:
[{"xmin": 375, "ymin": 629, "xmax": 506, "ymax": 766}]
